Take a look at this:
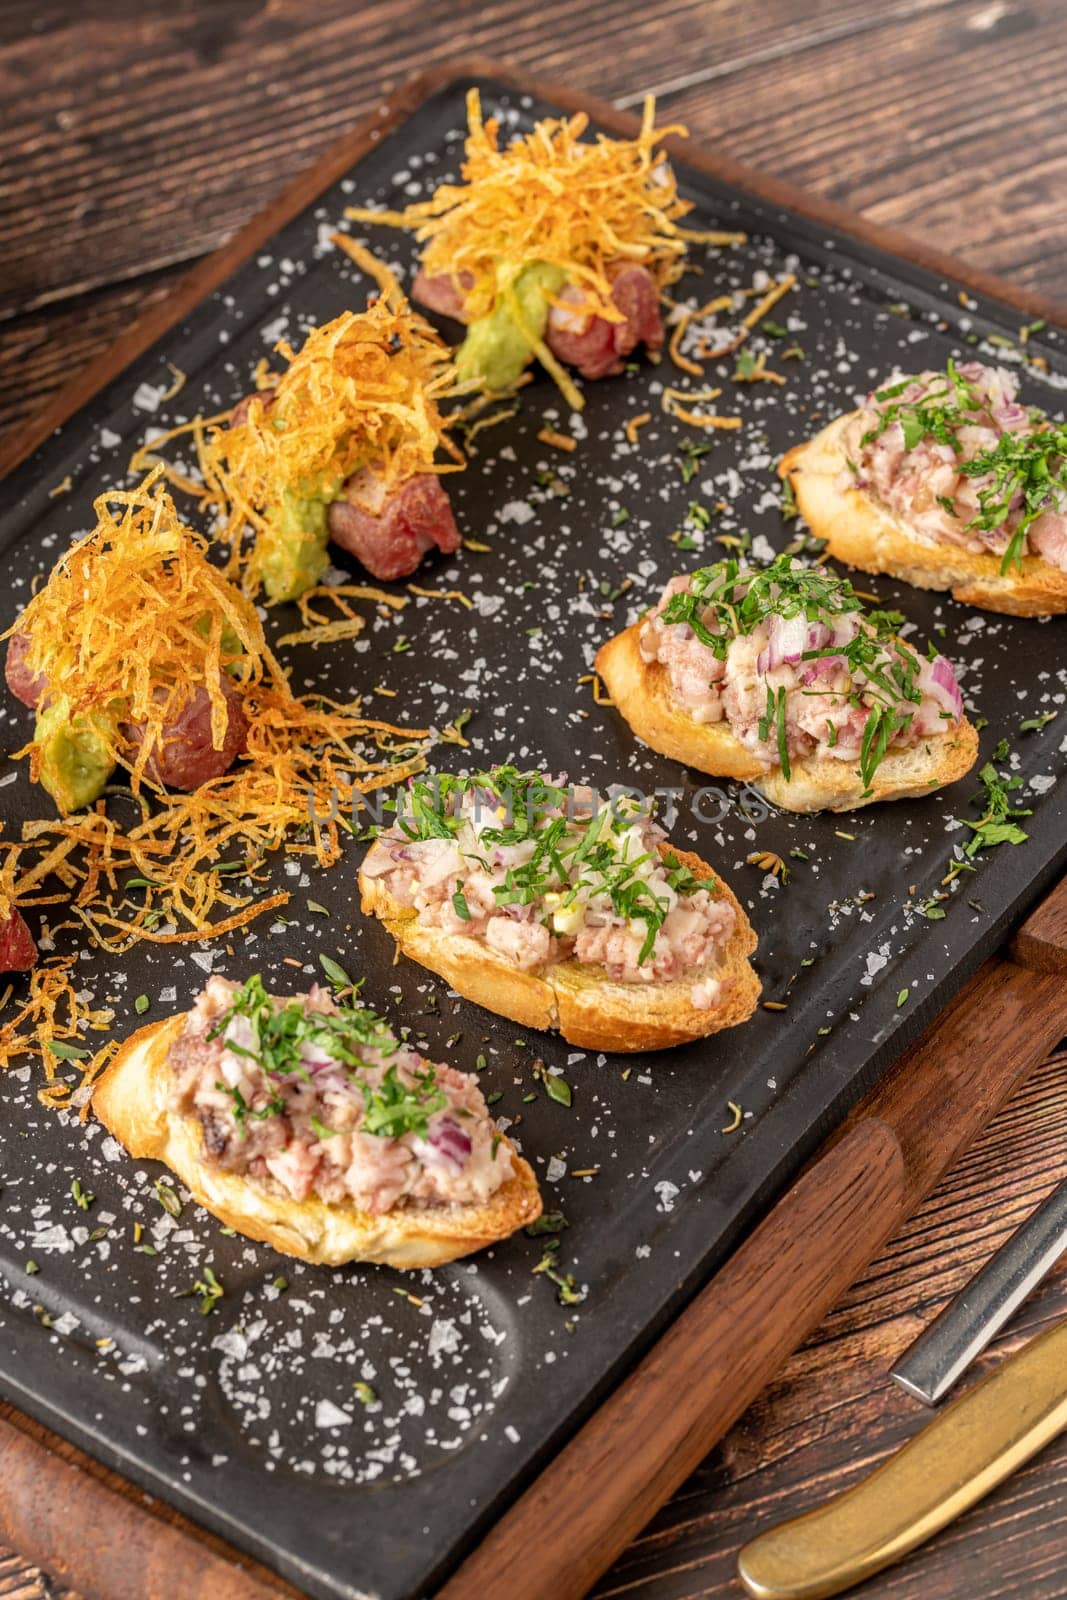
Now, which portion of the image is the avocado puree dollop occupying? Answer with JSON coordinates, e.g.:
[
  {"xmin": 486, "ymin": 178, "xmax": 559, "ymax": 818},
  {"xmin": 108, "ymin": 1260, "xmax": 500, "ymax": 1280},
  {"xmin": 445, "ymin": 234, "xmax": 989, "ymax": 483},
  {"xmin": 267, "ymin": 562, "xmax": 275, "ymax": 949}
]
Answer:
[
  {"xmin": 35, "ymin": 698, "xmax": 118, "ymax": 813},
  {"xmin": 257, "ymin": 486, "xmax": 332, "ymax": 603},
  {"xmin": 455, "ymin": 262, "xmax": 567, "ymax": 392}
]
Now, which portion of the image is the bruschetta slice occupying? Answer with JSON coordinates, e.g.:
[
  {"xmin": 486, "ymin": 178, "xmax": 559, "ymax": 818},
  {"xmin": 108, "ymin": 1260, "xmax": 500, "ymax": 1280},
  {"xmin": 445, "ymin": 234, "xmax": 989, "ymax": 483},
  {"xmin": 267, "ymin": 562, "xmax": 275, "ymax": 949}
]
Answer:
[
  {"xmin": 780, "ymin": 360, "xmax": 1067, "ymax": 616},
  {"xmin": 359, "ymin": 768, "xmax": 759, "ymax": 1052},
  {"xmin": 93, "ymin": 975, "xmax": 541, "ymax": 1268},
  {"xmin": 596, "ymin": 555, "xmax": 979, "ymax": 814},
  {"xmin": 346, "ymin": 91, "xmax": 742, "ymax": 408}
]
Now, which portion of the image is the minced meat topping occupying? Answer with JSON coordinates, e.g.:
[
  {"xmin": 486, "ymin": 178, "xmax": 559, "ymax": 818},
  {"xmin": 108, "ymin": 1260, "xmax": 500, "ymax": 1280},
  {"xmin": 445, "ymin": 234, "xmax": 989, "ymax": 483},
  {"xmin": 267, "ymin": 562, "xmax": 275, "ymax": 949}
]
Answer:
[
  {"xmin": 842, "ymin": 360, "xmax": 1067, "ymax": 574},
  {"xmin": 639, "ymin": 555, "xmax": 964, "ymax": 786},
  {"xmin": 363, "ymin": 767, "xmax": 736, "ymax": 993},
  {"xmin": 167, "ymin": 975, "xmax": 510, "ymax": 1214}
]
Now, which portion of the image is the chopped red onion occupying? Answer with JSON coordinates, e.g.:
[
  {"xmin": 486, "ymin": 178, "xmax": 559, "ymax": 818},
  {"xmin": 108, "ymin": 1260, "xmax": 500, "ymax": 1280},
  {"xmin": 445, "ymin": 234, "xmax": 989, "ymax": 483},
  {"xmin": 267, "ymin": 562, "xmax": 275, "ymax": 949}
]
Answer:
[
  {"xmin": 773, "ymin": 613, "xmax": 811, "ymax": 665},
  {"xmin": 799, "ymin": 654, "xmax": 847, "ymax": 686},
  {"xmin": 831, "ymin": 614, "xmax": 861, "ymax": 648},
  {"xmin": 423, "ymin": 1115, "xmax": 473, "ymax": 1171},
  {"xmin": 759, "ymin": 615, "xmax": 834, "ymax": 675},
  {"xmin": 919, "ymin": 654, "xmax": 963, "ymax": 720}
]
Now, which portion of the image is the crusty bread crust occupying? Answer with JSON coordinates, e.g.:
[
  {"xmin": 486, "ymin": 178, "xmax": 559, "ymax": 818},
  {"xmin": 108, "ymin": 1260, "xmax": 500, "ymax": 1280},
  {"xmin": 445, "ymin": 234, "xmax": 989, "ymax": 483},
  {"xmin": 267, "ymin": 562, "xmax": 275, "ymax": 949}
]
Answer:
[
  {"xmin": 595, "ymin": 621, "xmax": 979, "ymax": 814},
  {"xmin": 359, "ymin": 844, "xmax": 760, "ymax": 1052},
  {"xmin": 596, "ymin": 626, "xmax": 766, "ymax": 783},
  {"xmin": 780, "ymin": 413, "xmax": 1067, "ymax": 616},
  {"xmin": 93, "ymin": 1016, "xmax": 542, "ymax": 1268}
]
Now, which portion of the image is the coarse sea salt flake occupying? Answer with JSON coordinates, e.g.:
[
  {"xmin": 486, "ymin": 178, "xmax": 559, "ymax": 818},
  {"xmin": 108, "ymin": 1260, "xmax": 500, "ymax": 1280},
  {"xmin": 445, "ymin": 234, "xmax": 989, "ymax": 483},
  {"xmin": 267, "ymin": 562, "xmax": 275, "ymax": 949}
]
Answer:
[
  {"xmin": 212, "ymin": 1327, "xmax": 249, "ymax": 1361},
  {"xmin": 863, "ymin": 948, "xmax": 889, "ymax": 983},
  {"xmin": 428, "ymin": 1319, "xmax": 461, "ymax": 1358},
  {"xmin": 315, "ymin": 1400, "xmax": 352, "ymax": 1429},
  {"xmin": 498, "ymin": 500, "xmax": 535, "ymax": 526},
  {"xmin": 132, "ymin": 381, "xmax": 166, "ymax": 413}
]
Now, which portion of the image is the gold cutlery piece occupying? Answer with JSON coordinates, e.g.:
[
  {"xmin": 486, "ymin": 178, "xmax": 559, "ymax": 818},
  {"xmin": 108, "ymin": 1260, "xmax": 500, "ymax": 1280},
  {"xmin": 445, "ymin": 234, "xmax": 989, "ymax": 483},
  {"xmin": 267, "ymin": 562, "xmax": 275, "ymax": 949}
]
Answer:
[{"xmin": 737, "ymin": 1315, "xmax": 1067, "ymax": 1600}]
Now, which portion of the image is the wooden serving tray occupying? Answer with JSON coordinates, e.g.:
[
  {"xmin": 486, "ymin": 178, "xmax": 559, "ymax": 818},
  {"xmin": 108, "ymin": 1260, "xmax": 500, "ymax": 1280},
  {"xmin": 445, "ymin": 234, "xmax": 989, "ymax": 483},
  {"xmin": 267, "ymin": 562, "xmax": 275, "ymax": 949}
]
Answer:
[
  {"xmin": 3, "ymin": 884, "xmax": 1065, "ymax": 1600},
  {"xmin": 1, "ymin": 59, "xmax": 1065, "ymax": 1600}
]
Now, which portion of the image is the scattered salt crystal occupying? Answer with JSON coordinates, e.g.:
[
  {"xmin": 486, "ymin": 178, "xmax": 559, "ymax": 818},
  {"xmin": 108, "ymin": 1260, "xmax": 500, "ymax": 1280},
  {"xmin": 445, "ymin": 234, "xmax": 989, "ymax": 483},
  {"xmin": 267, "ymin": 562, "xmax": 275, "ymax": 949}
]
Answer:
[
  {"xmin": 131, "ymin": 381, "xmax": 166, "ymax": 413},
  {"xmin": 862, "ymin": 948, "xmax": 889, "ymax": 983},
  {"xmin": 315, "ymin": 1400, "xmax": 352, "ymax": 1429},
  {"xmin": 428, "ymin": 1319, "xmax": 461, "ymax": 1358},
  {"xmin": 498, "ymin": 500, "xmax": 535, "ymax": 526},
  {"xmin": 212, "ymin": 1327, "xmax": 249, "ymax": 1361}
]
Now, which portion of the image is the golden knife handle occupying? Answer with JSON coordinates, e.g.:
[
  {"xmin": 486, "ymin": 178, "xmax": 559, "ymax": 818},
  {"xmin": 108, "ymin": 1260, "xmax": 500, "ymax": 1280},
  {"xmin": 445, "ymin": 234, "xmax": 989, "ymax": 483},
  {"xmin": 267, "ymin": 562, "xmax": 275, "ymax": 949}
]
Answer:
[{"xmin": 737, "ymin": 1317, "xmax": 1067, "ymax": 1600}]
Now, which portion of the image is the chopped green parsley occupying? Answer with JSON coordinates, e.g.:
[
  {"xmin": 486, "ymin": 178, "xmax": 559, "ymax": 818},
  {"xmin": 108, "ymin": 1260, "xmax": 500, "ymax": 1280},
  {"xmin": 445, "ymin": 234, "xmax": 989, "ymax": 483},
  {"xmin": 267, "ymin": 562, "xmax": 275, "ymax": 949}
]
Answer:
[
  {"xmin": 863, "ymin": 361, "xmax": 1066, "ymax": 574},
  {"xmin": 380, "ymin": 767, "xmax": 705, "ymax": 969},
  {"xmin": 208, "ymin": 975, "xmax": 445, "ymax": 1140},
  {"xmin": 660, "ymin": 555, "xmax": 926, "ymax": 787}
]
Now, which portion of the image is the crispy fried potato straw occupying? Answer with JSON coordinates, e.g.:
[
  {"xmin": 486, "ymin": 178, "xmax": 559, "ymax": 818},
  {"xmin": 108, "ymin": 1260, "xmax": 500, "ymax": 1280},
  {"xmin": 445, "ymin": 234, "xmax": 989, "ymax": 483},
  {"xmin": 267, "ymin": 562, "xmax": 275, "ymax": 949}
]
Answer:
[
  {"xmin": 1, "ymin": 474, "xmax": 433, "ymax": 1022},
  {"xmin": 0, "ymin": 955, "xmax": 113, "ymax": 1098},
  {"xmin": 347, "ymin": 90, "xmax": 744, "ymax": 327},
  {"xmin": 197, "ymin": 286, "xmax": 465, "ymax": 586},
  {"xmin": 3, "ymin": 468, "xmax": 270, "ymax": 779}
]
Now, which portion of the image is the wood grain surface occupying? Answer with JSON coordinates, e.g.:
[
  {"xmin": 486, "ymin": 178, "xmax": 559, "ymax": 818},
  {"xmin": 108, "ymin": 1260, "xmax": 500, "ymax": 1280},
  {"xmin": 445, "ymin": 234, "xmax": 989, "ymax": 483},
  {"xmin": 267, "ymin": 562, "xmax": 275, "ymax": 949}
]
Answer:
[
  {"xmin": 1, "ymin": 4, "xmax": 1065, "ymax": 1599},
  {"xmin": 441, "ymin": 925, "xmax": 1067, "ymax": 1600},
  {"xmin": 592, "ymin": 1047, "xmax": 1067, "ymax": 1600},
  {"xmin": 2, "ymin": 0, "xmax": 1066, "ymax": 451}
]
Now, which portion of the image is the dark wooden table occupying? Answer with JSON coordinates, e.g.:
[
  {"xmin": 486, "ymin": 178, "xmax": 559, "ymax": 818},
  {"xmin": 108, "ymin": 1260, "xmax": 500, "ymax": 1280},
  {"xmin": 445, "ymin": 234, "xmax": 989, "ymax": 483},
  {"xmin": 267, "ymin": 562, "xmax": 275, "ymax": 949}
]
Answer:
[{"xmin": 1, "ymin": 3, "xmax": 1065, "ymax": 1597}]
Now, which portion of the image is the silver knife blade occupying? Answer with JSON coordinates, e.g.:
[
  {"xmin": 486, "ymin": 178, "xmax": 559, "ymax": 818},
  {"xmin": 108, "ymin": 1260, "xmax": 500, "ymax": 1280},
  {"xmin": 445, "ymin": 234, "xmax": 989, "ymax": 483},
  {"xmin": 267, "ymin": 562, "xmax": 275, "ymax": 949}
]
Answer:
[{"xmin": 891, "ymin": 1175, "xmax": 1067, "ymax": 1406}]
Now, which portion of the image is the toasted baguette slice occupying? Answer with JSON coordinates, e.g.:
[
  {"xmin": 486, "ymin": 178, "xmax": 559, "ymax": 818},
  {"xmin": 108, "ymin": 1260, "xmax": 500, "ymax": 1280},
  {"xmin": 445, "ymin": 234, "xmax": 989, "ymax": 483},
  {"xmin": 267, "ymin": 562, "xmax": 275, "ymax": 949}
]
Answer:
[
  {"xmin": 595, "ymin": 622, "xmax": 979, "ymax": 814},
  {"xmin": 781, "ymin": 414, "xmax": 1067, "ymax": 616},
  {"xmin": 359, "ymin": 843, "xmax": 759, "ymax": 1053},
  {"xmin": 93, "ymin": 1016, "xmax": 542, "ymax": 1268}
]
